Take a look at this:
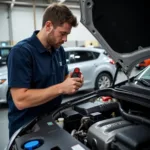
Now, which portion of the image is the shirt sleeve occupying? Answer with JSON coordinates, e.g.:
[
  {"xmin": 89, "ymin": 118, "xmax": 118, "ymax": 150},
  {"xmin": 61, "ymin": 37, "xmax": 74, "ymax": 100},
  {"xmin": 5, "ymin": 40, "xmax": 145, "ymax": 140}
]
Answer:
[{"xmin": 8, "ymin": 45, "xmax": 32, "ymax": 88}]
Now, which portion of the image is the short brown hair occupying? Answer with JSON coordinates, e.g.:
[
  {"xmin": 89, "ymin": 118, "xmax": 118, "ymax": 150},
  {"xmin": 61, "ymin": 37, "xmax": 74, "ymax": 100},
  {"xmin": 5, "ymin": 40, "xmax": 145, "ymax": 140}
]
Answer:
[{"xmin": 42, "ymin": 3, "xmax": 78, "ymax": 28}]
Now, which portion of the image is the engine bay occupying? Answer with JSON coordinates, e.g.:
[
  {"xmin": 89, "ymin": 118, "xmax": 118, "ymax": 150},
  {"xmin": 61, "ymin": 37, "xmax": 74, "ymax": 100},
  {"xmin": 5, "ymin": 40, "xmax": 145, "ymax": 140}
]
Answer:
[
  {"xmin": 58, "ymin": 96, "xmax": 150, "ymax": 150},
  {"xmin": 8, "ymin": 85, "xmax": 150, "ymax": 150}
]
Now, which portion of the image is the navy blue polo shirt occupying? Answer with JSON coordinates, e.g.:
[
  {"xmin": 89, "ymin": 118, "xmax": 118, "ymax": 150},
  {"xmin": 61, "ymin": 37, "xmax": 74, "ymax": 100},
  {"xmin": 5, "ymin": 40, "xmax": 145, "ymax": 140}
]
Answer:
[{"xmin": 7, "ymin": 31, "xmax": 68, "ymax": 138}]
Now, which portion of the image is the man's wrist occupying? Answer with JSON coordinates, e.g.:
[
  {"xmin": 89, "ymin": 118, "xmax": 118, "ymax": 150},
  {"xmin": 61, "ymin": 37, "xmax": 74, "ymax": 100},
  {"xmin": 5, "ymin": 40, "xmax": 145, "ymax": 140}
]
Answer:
[{"xmin": 57, "ymin": 83, "xmax": 64, "ymax": 94}]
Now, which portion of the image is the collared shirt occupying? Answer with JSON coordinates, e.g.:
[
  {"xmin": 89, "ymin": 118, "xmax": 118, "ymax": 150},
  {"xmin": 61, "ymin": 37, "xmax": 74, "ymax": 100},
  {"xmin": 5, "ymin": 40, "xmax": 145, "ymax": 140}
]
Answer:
[{"xmin": 7, "ymin": 31, "xmax": 68, "ymax": 138}]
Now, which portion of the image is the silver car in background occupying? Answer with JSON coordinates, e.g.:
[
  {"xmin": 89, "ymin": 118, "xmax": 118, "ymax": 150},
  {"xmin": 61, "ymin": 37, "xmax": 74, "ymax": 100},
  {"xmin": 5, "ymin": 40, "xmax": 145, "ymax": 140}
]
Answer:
[
  {"xmin": 0, "ymin": 47, "xmax": 116, "ymax": 104},
  {"xmin": 65, "ymin": 47, "xmax": 116, "ymax": 91},
  {"xmin": 0, "ymin": 65, "xmax": 8, "ymax": 104}
]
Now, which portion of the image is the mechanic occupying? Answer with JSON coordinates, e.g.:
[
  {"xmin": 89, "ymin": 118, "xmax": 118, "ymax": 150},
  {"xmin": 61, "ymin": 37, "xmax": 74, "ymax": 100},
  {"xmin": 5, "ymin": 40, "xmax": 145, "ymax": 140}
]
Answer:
[{"xmin": 7, "ymin": 3, "xmax": 84, "ymax": 138}]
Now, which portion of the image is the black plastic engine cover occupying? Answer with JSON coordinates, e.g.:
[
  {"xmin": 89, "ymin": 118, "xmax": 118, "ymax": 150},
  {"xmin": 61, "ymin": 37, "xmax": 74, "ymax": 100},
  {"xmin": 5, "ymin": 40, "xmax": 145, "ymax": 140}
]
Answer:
[
  {"xmin": 87, "ymin": 117, "xmax": 133, "ymax": 150},
  {"xmin": 74, "ymin": 101, "xmax": 118, "ymax": 116},
  {"xmin": 111, "ymin": 125, "xmax": 150, "ymax": 150}
]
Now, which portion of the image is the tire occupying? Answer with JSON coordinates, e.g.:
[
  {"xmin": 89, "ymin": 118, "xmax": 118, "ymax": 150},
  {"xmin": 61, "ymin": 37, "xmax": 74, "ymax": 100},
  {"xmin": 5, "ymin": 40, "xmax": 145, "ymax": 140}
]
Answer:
[
  {"xmin": 135, "ymin": 66, "xmax": 144, "ymax": 70},
  {"xmin": 135, "ymin": 66, "xmax": 141, "ymax": 70},
  {"xmin": 95, "ymin": 72, "xmax": 112, "ymax": 90}
]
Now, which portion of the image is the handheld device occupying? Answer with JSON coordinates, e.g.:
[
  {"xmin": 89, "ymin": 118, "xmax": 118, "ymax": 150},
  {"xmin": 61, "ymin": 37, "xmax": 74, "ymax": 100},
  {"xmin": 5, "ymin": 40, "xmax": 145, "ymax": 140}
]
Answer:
[{"xmin": 71, "ymin": 68, "xmax": 81, "ymax": 78}]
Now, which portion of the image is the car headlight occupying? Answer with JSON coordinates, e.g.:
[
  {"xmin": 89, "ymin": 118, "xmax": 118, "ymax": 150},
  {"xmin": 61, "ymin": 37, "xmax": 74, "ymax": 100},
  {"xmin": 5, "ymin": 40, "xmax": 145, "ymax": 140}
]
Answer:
[{"xmin": 0, "ymin": 79, "xmax": 6, "ymax": 84}]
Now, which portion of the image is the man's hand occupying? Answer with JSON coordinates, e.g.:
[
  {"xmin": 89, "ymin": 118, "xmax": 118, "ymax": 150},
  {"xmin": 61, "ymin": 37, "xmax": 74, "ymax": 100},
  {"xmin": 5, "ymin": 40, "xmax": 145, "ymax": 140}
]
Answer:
[{"xmin": 60, "ymin": 72, "xmax": 84, "ymax": 94}]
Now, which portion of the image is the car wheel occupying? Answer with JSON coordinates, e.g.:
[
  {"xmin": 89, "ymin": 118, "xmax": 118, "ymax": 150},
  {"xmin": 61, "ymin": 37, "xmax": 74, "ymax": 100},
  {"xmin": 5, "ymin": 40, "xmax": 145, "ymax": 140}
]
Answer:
[
  {"xmin": 136, "ymin": 66, "xmax": 145, "ymax": 70},
  {"xmin": 135, "ymin": 66, "xmax": 141, "ymax": 70},
  {"xmin": 95, "ymin": 72, "xmax": 112, "ymax": 90}
]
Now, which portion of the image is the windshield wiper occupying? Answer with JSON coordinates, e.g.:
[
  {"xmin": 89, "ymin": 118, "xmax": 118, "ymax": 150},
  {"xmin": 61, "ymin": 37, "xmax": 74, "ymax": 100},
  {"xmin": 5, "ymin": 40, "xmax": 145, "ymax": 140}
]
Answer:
[{"xmin": 134, "ymin": 78, "xmax": 150, "ymax": 87}]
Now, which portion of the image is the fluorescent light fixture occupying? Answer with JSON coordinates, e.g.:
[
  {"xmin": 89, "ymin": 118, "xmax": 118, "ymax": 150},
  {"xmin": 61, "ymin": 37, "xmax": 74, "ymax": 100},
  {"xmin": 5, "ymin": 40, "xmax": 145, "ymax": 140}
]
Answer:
[{"xmin": 57, "ymin": 0, "xmax": 66, "ymax": 3}]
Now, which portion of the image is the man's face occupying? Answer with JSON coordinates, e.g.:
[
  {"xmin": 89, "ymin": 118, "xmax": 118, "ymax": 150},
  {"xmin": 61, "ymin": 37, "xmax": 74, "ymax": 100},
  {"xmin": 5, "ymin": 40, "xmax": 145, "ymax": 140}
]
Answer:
[{"xmin": 47, "ymin": 22, "xmax": 72, "ymax": 49}]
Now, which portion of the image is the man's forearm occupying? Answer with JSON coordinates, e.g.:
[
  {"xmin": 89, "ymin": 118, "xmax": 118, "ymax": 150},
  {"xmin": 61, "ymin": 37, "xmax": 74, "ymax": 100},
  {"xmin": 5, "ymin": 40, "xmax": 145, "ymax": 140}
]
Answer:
[
  {"xmin": 11, "ymin": 74, "xmax": 83, "ymax": 110},
  {"xmin": 11, "ymin": 83, "xmax": 64, "ymax": 110}
]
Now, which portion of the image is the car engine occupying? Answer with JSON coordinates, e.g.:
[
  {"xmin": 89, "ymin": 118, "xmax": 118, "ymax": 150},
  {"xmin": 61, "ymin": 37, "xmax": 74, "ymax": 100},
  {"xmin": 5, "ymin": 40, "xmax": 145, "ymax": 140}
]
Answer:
[
  {"xmin": 7, "ymin": 84, "xmax": 150, "ymax": 150},
  {"xmin": 60, "ymin": 94, "xmax": 150, "ymax": 150}
]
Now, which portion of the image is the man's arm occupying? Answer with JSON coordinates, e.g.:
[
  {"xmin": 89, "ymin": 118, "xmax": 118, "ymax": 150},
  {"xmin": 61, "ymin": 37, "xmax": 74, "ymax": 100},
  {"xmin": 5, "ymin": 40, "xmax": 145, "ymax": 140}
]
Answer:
[
  {"xmin": 10, "ymin": 76, "xmax": 83, "ymax": 110},
  {"xmin": 9, "ymin": 46, "xmax": 83, "ymax": 110}
]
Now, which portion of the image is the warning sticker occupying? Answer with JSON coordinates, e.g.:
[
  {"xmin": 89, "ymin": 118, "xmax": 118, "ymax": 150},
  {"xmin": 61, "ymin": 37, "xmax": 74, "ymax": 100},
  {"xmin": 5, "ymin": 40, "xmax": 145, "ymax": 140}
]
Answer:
[
  {"xmin": 47, "ymin": 122, "xmax": 53, "ymax": 126},
  {"xmin": 71, "ymin": 144, "xmax": 85, "ymax": 150}
]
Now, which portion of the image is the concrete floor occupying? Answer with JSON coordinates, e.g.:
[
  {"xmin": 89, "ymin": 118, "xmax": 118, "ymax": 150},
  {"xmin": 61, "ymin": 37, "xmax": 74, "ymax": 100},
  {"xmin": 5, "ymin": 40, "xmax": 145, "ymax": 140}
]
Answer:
[
  {"xmin": 0, "ymin": 104, "xmax": 9, "ymax": 150},
  {"xmin": 0, "ymin": 69, "xmax": 139, "ymax": 150}
]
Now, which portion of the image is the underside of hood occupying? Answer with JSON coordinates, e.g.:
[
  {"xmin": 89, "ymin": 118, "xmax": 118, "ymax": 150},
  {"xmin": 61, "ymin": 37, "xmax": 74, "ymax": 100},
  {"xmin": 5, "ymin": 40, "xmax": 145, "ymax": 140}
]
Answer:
[{"xmin": 80, "ymin": 0, "xmax": 150, "ymax": 77}]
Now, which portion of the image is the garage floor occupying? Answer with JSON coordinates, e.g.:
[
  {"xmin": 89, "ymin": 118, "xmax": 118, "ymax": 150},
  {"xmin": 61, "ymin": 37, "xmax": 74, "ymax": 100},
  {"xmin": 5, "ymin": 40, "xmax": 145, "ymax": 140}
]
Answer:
[{"xmin": 0, "ymin": 104, "xmax": 9, "ymax": 150}]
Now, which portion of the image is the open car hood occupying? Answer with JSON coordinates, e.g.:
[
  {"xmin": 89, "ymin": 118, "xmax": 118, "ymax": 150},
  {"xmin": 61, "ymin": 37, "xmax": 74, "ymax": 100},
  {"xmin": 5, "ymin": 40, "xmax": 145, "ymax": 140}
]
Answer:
[{"xmin": 80, "ymin": 0, "xmax": 150, "ymax": 77}]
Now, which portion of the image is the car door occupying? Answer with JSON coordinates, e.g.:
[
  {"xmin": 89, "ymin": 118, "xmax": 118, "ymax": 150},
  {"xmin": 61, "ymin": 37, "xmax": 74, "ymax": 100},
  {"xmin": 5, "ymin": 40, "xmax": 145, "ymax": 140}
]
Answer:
[
  {"xmin": 0, "ymin": 47, "xmax": 11, "ymax": 65},
  {"xmin": 66, "ymin": 50, "xmax": 96, "ymax": 90}
]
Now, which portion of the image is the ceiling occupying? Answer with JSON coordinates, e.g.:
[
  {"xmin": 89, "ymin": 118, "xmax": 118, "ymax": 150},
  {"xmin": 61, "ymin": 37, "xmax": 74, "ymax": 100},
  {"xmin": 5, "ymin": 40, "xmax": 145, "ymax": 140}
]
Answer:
[{"xmin": 0, "ymin": 0, "xmax": 80, "ymax": 9}]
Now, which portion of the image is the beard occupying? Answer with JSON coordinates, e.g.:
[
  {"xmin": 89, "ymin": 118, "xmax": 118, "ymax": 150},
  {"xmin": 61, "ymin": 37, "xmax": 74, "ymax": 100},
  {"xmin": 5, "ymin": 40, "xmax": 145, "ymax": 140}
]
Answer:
[{"xmin": 47, "ymin": 31, "xmax": 62, "ymax": 49}]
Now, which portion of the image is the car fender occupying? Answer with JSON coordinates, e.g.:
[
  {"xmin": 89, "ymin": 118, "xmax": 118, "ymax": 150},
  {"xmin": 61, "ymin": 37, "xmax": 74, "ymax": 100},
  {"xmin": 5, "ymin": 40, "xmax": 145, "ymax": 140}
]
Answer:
[{"xmin": 93, "ymin": 63, "xmax": 115, "ymax": 85}]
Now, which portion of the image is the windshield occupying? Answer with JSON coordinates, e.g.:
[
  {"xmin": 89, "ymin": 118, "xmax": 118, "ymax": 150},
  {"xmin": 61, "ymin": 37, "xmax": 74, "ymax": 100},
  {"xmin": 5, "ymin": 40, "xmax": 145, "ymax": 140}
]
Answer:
[
  {"xmin": 137, "ymin": 67, "xmax": 150, "ymax": 80},
  {"xmin": 134, "ymin": 66, "xmax": 150, "ymax": 87}
]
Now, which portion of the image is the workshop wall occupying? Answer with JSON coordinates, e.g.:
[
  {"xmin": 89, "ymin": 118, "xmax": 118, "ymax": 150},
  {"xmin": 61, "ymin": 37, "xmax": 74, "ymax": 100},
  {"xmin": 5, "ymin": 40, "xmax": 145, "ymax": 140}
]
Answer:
[{"xmin": 0, "ymin": 4, "xmax": 96, "ymax": 46}]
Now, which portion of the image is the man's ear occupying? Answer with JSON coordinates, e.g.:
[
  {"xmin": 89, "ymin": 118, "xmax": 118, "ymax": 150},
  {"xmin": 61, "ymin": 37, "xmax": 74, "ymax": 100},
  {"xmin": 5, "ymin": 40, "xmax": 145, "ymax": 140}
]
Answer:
[{"xmin": 45, "ymin": 21, "xmax": 53, "ymax": 33}]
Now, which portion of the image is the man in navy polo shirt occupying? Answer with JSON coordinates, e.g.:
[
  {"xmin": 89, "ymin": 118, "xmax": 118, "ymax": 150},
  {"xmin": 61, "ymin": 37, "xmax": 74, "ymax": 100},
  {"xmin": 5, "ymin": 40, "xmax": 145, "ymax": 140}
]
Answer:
[{"xmin": 7, "ymin": 3, "xmax": 84, "ymax": 138}]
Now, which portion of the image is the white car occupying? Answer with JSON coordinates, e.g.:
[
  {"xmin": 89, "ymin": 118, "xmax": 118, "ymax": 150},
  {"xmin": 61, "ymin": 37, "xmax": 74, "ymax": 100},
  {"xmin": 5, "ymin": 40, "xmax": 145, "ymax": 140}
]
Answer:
[
  {"xmin": 0, "ymin": 47, "xmax": 116, "ymax": 104},
  {"xmin": 0, "ymin": 65, "xmax": 8, "ymax": 104},
  {"xmin": 65, "ymin": 47, "xmax": 116, "ymax": 91}
]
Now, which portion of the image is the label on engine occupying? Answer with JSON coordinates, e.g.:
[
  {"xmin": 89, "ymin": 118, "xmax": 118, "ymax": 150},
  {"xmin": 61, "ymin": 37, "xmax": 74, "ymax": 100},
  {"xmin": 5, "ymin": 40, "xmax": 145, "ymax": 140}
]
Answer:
[{"xmin": 71, "ymin": 144, "xmax": 85, "ymax": 150}]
